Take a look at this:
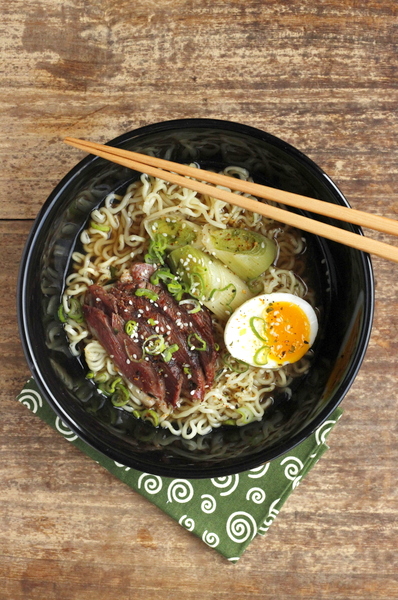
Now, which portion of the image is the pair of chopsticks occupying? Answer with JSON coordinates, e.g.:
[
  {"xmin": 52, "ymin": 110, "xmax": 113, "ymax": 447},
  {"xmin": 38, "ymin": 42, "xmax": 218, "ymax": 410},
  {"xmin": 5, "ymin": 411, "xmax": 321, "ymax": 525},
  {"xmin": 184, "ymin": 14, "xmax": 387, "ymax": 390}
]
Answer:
[{"xmin": 64, "ymin": 136, "xmax": 398, "ymax": 264}]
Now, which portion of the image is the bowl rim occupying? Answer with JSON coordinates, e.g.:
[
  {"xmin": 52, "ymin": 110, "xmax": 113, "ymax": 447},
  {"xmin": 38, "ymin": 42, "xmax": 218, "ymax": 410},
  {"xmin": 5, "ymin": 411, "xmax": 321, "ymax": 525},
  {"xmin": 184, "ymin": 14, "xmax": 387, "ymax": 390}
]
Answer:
[{"xmin": 17, "ymin": 118, "xmax": 375, "ymax": 477}]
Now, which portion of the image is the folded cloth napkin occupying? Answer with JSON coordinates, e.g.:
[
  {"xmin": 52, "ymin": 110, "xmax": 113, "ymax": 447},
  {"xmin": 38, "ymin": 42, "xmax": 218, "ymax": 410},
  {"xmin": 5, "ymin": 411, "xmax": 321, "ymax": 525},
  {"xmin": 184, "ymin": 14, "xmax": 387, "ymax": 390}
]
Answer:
[{"xmin": 17, "ymin": 378, "xmax": 342, "ymax": 562}]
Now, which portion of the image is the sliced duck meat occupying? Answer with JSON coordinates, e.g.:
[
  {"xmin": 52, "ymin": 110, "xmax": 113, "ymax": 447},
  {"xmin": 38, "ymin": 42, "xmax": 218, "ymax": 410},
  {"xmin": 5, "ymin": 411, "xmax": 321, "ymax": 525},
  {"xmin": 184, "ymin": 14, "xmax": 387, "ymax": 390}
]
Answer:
[
  {"xmin": 110, "ymin": 286, "xmax": 206, "ymax": 400},
  {"xmin": 83, "ymin": 262, "xmax": 219, "ymax": 408},
  {"xmin": 129, "ymin": 276, "xmax": 218, "ymax": 386},
  {"xmin": 83, "ymin": 304, "xmax": 165, "ymax": 402},
  {"xmin": 186, "ymin": 304, "xmax": 218, "ymax": 384}
]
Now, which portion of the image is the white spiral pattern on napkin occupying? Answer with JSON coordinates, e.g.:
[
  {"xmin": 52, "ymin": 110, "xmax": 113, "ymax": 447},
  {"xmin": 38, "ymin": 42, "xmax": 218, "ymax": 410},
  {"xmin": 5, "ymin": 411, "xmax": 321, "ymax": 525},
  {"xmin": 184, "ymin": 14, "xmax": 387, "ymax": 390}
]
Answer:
[
  {"xmin": 167, "ymin": 479, "xmax": 194, "ymax": 503},
  {"xmin": 179, "ymin": 515, "xmax": 195, "ymax": 531},
  {"xmin": 201, "ymin": 494, "xmax": 217, "ymax": 514},
  {"xmin": 292, "ymin": 476, "xmax": 301, "ymax": 489},
  {"xmin": 226, "ymin": 512, "xmax": 257, "ymax": 543},
  {"xmin": 137, "ymin": 473, "xmax": 163, "ymax": 494},
  {"xmin": 114, "ymin": 462, "xmax": 131, "ymax": 471},
  {"xmin": 258, "ymin": 498, "xmax": 280, "ymax": 534},
  {"xmin": 280, "ymin": 456, "xmax": 304, "ymax": 480},
  {"xmin": 54, "ymin": 417, "xmax": 78, "ymax": 442},
  {"xmin": 315, "ymin": 419, "xmax": 336, "ymax": 445},
  {"xmin": 202, "ymin": 530, "xmax": 220, "ymax": 548},
  {"xmin": 210, "ymin": 475, "xmax": 239, "ymax": 496},
  {"xmin": 17, "ymin": 389, "xmax": 43, "ymax": 414},
  {"xmin": 246, "ymin": 487, "xmax": 266, "ymax": 504},
  {"xmin": 247, "ymin": 463, "xmax": 270, "ymax": 478}
]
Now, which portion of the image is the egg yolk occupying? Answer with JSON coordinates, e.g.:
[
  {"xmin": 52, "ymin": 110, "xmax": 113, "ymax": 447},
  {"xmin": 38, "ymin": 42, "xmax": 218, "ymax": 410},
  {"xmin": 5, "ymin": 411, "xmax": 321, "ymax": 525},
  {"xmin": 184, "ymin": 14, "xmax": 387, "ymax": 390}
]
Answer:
[{"xmin": 264, "ymin": 301, "xmax": 310, "ymax": 364}]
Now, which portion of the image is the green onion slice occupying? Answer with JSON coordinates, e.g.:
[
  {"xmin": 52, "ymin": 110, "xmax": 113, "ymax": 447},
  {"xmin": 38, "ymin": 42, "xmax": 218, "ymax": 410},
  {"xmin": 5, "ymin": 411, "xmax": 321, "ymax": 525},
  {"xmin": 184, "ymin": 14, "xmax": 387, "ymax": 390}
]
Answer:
[
  {"xmin": 150, "ymin": 268, "xmax": 176, "ymax": 285},
  {"xmin": 124, "ymin": 320, "xmax": 138, "ymax": 336},
  {"xmin": 144, "ymin": 234, "xmax": 168, "ymax": 265},
  {"xmin": 209, "ymin": 283, "xmax": 237, "ymax": 307},
  {"xmin": 187, "ymin": 333, "xmax": 207, "ymax": 351},
  {"xmin": 249, "ymin": 316, "xmax": 268, "ymax": 342},
  {"xmin": 179, "ymin": 298, "xmax": 202, "ymax": 314},
  {"xmin": 142, "ymin": 334, "xmax": 166, "ymax": 355},
  {"xmin": 135, "ymin": 288, "xmax": 159, "ymax": 301},
  {"xmin": 162, "ymin": 343, "xmax": 179, "ymax": 362},
  {"xmin": 111, "ymin": 384, "xmax": 130, "ymax": 407},
  {"xmin": 90, "ymin": 221, "xmax": 110, "ymax": 232},
  {"xmin": 98, "ymin": 377, "xmax": 122, "ymax": 396},
  {"xmin": 253, "ymin": 345, "xmax": 270, "ymax": 366},
  {"xmin": 58, "ymin": 297, "xmax": 84, "ymax": 323},
  {"xmin": 57, "ymin": 304, "xmax": 68, "ymax": 323},
  {"xmin": 166, "ymin": 280, "xmax": 187, "ymax": 301},
  {"xmin": 91, "ymin": 372, "xmax": 109, "ymax": 383},
  {"xmin": 142, "ymin": 409, "xmax": 160, "ymax": 427},
  {"xmin": 236, "ymin": 407, "xmax": 256, "ymax": 425}
]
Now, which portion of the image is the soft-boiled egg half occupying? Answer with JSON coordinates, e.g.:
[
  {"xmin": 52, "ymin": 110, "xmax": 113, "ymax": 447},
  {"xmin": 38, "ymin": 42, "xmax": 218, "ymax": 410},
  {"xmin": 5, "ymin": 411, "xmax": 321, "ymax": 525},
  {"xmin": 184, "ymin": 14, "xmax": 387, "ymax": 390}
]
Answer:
[{"xmin": 224, "ymin": 292, "xmax": 318, "ymax": 368}]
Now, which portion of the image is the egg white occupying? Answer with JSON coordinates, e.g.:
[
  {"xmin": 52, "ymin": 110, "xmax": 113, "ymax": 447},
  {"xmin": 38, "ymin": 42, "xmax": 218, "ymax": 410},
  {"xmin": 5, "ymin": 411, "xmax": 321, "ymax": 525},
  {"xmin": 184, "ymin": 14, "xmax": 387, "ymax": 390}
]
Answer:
[{"xmin": 224, "ymin": 292, "xmax": 318, "ymax": 368}]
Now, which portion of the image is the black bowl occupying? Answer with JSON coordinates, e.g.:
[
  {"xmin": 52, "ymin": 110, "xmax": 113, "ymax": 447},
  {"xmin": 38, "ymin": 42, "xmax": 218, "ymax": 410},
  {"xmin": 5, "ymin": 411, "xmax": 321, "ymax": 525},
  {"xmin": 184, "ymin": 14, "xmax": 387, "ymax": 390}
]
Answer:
[{"xmin": 17, "ymin": 119, "xmax": 374, "ymax": 478}]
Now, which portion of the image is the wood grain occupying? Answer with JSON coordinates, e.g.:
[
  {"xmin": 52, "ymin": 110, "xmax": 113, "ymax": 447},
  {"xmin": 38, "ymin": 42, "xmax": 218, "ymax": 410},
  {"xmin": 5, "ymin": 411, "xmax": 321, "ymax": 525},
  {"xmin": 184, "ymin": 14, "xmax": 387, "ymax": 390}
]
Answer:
[{"xmin": 1, "ymin": 0, "xmax": 398, "ymax": 598}]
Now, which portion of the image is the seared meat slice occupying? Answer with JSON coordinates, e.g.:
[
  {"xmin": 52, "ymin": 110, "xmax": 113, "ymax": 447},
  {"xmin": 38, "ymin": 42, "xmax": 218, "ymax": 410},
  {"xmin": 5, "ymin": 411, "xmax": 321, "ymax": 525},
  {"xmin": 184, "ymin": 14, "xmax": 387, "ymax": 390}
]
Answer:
[
  {"xmin": 187, "ymin": 304, "xmax": 218, "ymax": 384},
  {"xmin": 87, "ymin": 284, "xmax": 118, "ymax": 314},
  {"xmin": 124, "ymin": 266, "xmax": 218, "ymax": 386},
  {"xmin": 83, "ymin": 262, "xmax": 220, "ymax": 408},
  {"xmin": 111, "ymin": 286, "xmax": 206, "ymax": 400},
  {"xmin": 127, "ymin": 314, "xmax": 184, "ymax": 407},
  {"xmin": 83, "ymin": 304, "xmax": 165, "ymax": 402}
]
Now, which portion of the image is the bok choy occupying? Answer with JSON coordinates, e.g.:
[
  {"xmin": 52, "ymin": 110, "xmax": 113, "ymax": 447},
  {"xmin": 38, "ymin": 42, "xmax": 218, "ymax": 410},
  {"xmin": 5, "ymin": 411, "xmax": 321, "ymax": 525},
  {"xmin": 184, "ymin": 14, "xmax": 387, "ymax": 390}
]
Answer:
[
  {"xmin": 201, "ymin": 226, "xmax": 277, "ymax": 281},
  {"xmin": 168, "ymin": 245, "xmax": 254, "ymax": 321},
  {"xmin": 145, "ymin": 217, "xmax": 200, "ymax": 250}
]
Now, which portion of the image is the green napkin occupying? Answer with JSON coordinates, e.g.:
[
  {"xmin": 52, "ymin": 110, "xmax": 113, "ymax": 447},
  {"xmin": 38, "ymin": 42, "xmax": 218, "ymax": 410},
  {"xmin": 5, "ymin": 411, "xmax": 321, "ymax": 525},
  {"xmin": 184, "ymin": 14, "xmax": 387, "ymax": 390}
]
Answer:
[{"xmin": 17, "ymin": 377, "xmax": 342, "ymax": 562}]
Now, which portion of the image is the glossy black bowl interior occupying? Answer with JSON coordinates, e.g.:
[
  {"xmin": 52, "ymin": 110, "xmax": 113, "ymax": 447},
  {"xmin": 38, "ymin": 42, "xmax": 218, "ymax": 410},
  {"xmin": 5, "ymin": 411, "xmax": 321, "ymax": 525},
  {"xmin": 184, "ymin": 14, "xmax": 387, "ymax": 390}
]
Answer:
[{"xmin": 17, "ymin": 119, "xmax": 374, "ymax": 478}]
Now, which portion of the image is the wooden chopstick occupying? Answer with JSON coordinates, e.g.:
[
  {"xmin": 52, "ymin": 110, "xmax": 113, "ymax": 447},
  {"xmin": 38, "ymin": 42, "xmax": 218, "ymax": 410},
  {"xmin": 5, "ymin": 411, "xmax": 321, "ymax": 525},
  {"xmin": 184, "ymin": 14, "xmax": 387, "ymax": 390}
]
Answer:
[{"xmin": 64, "ymin": 136, "xmax": 398, "ymax": 264}]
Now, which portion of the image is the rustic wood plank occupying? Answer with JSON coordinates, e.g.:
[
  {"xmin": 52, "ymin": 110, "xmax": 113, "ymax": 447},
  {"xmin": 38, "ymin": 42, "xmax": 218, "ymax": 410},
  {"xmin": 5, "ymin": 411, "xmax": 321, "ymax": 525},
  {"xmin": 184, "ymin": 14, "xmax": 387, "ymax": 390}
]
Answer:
[{"xmin": 1, "ymin": 0, "xmax": 398, "ymax": 598}]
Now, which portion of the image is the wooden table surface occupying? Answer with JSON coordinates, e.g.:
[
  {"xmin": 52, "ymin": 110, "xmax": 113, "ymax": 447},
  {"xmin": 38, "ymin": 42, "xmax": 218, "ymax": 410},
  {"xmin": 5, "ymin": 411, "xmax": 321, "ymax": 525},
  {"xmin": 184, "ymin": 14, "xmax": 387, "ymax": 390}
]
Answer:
[{"xmin": 1, "ymin": 1, "xmax": 398, "ymax": 598}]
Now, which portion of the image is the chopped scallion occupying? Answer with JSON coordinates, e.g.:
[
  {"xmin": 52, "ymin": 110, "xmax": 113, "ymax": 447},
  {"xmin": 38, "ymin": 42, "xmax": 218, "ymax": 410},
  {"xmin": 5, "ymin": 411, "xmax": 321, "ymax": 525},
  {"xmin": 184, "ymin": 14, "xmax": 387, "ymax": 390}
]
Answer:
[
  {"xmin": 179, "ymin": 298, "xmax": 202, "ymax": 314},
  {"xmin": 125, "ymin": 320, "xmax": 138, "ymax": 335},
  {"xmin": 150, "ymin": 268, "xmax": 176, "ymax": 285},
  {"xmin": 253, "ymin": 345, "xmax": 270, "ymax": 366},
  {"xmin": 142, "ymin": 409, "xmax": 160, "ymax": 427},
  {"xmin": 162, "ymin": 343, "xmax": 179, "ymax": 362},
  {"xmin": 187, "ymin": 333, "xmax": 207, "ymax": 351},
  {"xmin": 135, "ymin": 288, "xmax": 159, "ymax": 301},
  {"xmin": 142, "ymin": 334, "xmax": 166, "ymax": 355},
  {"xmin": 90, "ymin": 221, "xmax": 111, "ymax": 232},
  {"xmin": 111, "ymin": 384, "xmax": 130, "ymax": 407},
  {"xmin": 249, "ymin": 316, "xmax": 268, "ymax": 342},
  {"xmin": 57, "ymin": 304, "xmax": 67, "ymax": 323}
]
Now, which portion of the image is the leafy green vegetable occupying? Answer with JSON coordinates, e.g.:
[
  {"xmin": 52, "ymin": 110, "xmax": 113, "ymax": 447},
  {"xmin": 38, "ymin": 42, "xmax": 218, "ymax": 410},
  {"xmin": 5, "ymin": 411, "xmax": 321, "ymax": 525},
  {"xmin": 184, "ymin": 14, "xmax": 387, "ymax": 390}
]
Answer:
[
  {"xmin": 168, "ymin": 245, "xmax": 253, "ymax": 321},
  {"xmin": 201, "ymin": 226, "xmax": 277, "ymax": 280},
  {"xmin": 145, "ymin": 217, "xmax": 200, "ymax": 250}
]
